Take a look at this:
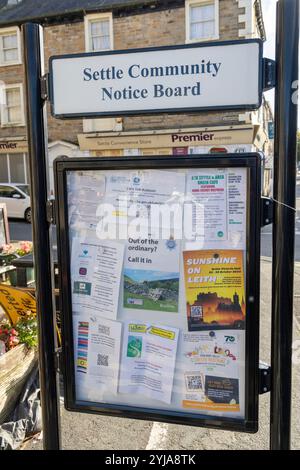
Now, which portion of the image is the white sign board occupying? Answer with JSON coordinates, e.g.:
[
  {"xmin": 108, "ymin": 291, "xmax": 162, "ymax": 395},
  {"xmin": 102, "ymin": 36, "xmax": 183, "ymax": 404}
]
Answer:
[{"xmin": 49, "ymin": 40, "xmax": 262, "ymax": 118}]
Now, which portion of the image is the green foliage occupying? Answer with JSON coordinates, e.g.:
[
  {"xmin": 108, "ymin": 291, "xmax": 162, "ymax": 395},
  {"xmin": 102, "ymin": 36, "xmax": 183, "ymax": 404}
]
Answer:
[
  {"xmin": 15, "ymin": 314, "xmax": 38, "ymax": 350},
  {"xmin": 142, "ymin": 278, "xmax": 179, "ymax": 291}
]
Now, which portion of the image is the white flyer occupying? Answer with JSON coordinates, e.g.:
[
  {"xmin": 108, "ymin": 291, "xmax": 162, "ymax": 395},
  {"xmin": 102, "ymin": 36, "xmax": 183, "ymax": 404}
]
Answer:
[
  {"xmin": 185, "ymin": 168, "xmax": 247, "ymax": 249},
  {"xmin": 119, "ymin": 321, "xmax": 179, "ymax": 404},
  {"xmin": 67, "ymin": 171, "xmax": 106, "ymax": 236},
  {"xmin": 75, "ymin": 316, "xmax": 122, "ymax": 401},
  {"xmin": 71, "ymin": 238, "xmax": 124, "ymax": 320},
  {"xmin": 227, "ymin": 169, "xmax": 247, "ymax": 246},
  {"xmin": 186, "ymin": 168, "xmax": 228, "ymax": 243},
  {"xmin": 100, "ymin": 169, "xmax": 185, "ymax": 238}
]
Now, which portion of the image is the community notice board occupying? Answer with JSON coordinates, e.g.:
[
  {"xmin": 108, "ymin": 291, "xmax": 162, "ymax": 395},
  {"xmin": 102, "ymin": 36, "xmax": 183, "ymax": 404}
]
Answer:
[{"xmin": 55, "ymin": 155, "xmax": 260, "ymax": 429}]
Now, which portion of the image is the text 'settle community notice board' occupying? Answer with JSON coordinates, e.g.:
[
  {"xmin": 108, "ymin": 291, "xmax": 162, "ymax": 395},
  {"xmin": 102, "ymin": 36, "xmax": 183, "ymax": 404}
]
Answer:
[{"xmin": 55, "ymin": 155, "xmax": 261, "ymax": 432}]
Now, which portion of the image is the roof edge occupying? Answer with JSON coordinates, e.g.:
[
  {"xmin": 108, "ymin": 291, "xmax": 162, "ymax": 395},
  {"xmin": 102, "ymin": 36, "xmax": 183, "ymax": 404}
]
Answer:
[{"xmin": 0, "ymin": 0, "xmax": 181, "ymax": 28}]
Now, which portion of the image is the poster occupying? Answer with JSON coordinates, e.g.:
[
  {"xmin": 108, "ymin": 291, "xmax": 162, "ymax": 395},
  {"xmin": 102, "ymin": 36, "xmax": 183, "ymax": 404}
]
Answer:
[
  {"xmin": 123, "ymin": 236, "xmax": 180, "ymax": 313},
  {"xmin": 180, "ymin": 330, "xmax": 243, "ymax": 413},
  {"xmin": 185, "ymin": 168, "xmax": 246, "ymax": 249},
  {"xmin": 186, "ymin": 168, "xmax": 227, "ymax": 242},
  {"xmin": 183, "ymin": 249, "xmax": 245, "ymax": 331},
  {"xmin": 71, "ymin": 238, "xmax": 124, "ymax": 320},
  {"xmin": 75, "ymin": 315, "xmax": 122, "ymax": 401},
  {"xmin": 119, "ymin": 321, "xmax": 179, "ymax": 404}
]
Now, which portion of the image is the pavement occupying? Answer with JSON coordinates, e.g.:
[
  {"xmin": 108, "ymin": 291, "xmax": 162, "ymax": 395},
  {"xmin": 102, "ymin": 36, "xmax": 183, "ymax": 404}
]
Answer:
[{"xmin": 23, "ymin": 258, "xmax": 300, "ymax": 451}]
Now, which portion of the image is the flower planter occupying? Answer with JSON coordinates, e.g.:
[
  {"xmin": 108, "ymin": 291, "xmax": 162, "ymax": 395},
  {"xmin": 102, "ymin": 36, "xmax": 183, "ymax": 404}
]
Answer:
[{"xmin": 0, "ymin": 344, "xmax": 37, "ymax": 424}]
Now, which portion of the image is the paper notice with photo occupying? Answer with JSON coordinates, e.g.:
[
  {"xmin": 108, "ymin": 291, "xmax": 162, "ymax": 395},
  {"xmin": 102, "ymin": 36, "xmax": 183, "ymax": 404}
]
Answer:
[
  {"xmin": 123, "ymin": 236, "xmax": 180, "ymax": 313},
  {"xmin": 75, "ymin": 316, "xmax": 122, "ymax": 402},
  {"xmin": 119, "ymin": 321, "xmax": 179, "ymax": 404},
  {"xmin": 71, "ymin": 238, "xmax": 124, "ymax": 320}
]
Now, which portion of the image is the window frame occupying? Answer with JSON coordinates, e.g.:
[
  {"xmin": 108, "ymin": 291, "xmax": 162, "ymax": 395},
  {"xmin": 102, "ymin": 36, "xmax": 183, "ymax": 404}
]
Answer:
[
  {"xmin": 0, "ymin": 27, "xmax": 22, "ymax": 67},
  {"xmin": 0, "ymin": 83, "xmax": 25, "ymax": 127},
  {"xmin": 185, "ymin": 0, "xmax": 219, "ymax": 43},
  {"xmin": 84, "ymin": 12, "xmax": 114, "ymax": 53}
]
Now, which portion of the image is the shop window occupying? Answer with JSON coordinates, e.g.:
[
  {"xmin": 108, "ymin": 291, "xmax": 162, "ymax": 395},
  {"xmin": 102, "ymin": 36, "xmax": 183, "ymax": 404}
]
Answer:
[
  {"xmin": 185, "ymin": 0, "xmax": 219, "ymax": 42},
  {"xmin": 0, "ymin": 153, "xmax": 27, "ymax": 183},
  {"xmin": 0, "ymin": 84, "xmax": 24, "ymax": 127},
  {"xmin": 25, "ymin": 153, "xmax": 30, "ymax": 183},
  {"xmin": 9, "ymin": 153, "xmax": 26, "ymax": 183},
  {"xmin": 0, "ymin": 27, "xmax": 21, "ymax": 66},
  {"xmin": 0, "ymin": 154, "xmax": 9, "ymax": 182},
  {"xmin": 85, "ymin": 13, "xmax": 113, "ymax": 52}
]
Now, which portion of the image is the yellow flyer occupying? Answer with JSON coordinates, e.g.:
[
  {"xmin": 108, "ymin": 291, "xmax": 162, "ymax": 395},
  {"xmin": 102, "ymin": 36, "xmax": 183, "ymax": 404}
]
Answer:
[{"xmin": 183, "ymin": 250, "xmax": 246, "ymax": 331}]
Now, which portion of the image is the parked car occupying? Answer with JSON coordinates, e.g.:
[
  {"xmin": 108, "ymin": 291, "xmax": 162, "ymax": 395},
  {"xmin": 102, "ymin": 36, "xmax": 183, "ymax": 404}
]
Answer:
[{"xmin": 0, "ymin": 184, "xmax": 31, "ymax": 223}]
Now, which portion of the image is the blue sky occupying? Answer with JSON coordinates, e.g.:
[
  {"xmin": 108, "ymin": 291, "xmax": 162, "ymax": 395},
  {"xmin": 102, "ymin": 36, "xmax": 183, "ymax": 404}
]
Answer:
[{"xmin": 262, "ymin": 0, "xmax": 299, "ymax": 126}]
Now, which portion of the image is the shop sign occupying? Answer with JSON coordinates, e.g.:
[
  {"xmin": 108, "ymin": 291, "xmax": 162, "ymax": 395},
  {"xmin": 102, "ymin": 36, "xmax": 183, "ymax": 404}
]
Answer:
[
  {"xmin": 78, "ymin": 128, "xmax": 255, "ymax": 151},
  {"xmin": 0, "ymin": 141, "xmax": 28, "ymax": 154}
]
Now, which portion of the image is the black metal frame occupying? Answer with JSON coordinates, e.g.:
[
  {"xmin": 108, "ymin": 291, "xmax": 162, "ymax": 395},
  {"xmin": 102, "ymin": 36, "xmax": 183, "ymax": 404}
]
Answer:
[
  {"xmin": 54, "ymin": 153, "xmax": 261, "ymax": 434},
  {"xmin": 49, "ymin": 39, "xmax": 263, "ymax": 119}
]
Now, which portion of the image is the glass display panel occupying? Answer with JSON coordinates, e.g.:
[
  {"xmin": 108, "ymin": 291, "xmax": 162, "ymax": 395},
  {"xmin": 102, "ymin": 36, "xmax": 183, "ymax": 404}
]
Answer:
[{"xmin": 65, "ymin": 166, "xmax": 249, "ymax": 421}]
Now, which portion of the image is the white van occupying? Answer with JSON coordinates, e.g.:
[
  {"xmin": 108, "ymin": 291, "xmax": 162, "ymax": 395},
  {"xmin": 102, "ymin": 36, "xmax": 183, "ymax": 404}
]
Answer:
[{"xmin": 0, "ymin": 184, "xmax": 31, "ymax": 223}]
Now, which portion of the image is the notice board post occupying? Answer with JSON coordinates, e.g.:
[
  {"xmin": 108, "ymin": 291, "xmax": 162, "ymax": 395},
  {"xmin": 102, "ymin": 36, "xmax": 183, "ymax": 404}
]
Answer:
[
  {"xmin": 271, "ymin": 0, "xmax": 299, "ymax": 450},
  {"xmin": 23, "ymin": 23, "xmax": 61, "ymax": 450}
]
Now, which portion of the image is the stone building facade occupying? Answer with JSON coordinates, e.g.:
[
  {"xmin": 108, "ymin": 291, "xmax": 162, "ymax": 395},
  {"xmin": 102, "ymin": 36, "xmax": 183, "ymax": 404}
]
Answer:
[{"xmin": 0, "ymin": 0, "xmax": 272, "ymax": 193}]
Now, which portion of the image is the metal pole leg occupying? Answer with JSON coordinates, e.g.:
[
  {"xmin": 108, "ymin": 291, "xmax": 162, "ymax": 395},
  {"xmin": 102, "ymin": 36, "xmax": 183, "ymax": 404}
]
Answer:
[
  {"xmin": 22, "ymin": 23, "xmax": 61, "ymax": 450},
  {"xmin": 270, "ymin": 0, "xmax": 299, "ymax": 450}
]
